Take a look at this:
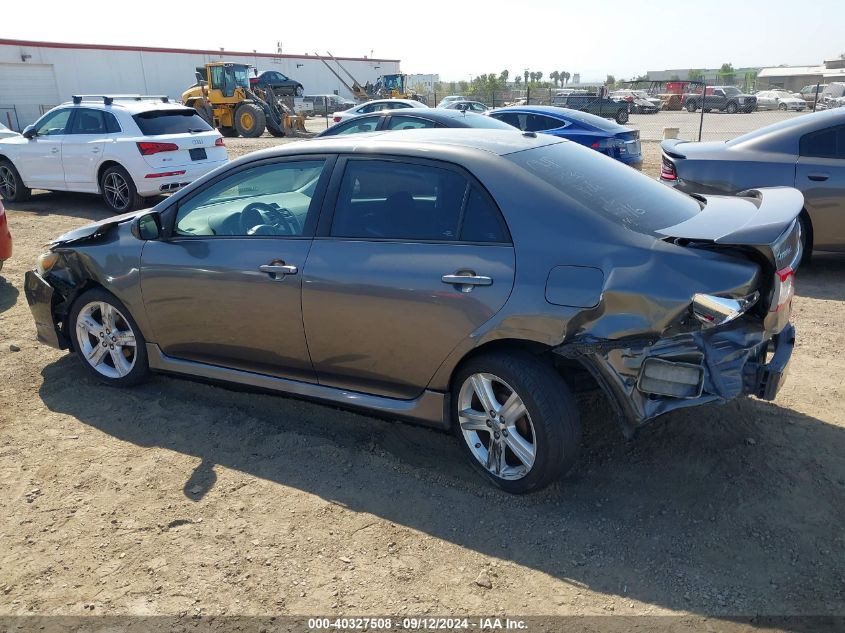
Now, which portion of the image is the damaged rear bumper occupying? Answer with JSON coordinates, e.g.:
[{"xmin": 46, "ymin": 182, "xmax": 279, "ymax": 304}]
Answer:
[{"xmin": 555, "ymin": 321, "xmax": 795, "ymax": 435}]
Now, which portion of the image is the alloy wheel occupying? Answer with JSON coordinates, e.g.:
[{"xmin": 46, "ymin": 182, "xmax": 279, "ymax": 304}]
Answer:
[
  {"xmin": 458, "ymin": 372, "xmax": 537, "ymax": 480},
  {"xmin": 75, "ymin": 301, "xmax": 137, "ymax": 379},
  {"xmin": 103, "ymin": 172, "xmax": 130, "ymax": 210},
  {"xmin": 0, "ymin": 165, "xmax": 16, "ymax": 199}
]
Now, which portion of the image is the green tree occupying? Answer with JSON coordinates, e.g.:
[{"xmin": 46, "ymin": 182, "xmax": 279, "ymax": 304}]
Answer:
[
  {"xmin": 606, "ymin": 74, "xmax": 616, "ymax": 87},
  {"xmin": 514, "ymin": 75, "xmax": 522, "ymax": 86},
  {"xmin": 561, "ymin": 71, "xmax": 570, "ymax": 85},
  {"xmin": 524, "ymin": 69, "xmax": 530, "ymax": 85},
  {"xmin": 499, "ymin": 69, "xmax": 509, "ymax": 83},
  {"xmin": 719, "ymin": 62, "xmax": 736, "ymax": 85},
  {"xmin": 458, "ymin": 80, "xmax": 468, "ymax": 92},
  {"xmin": 669, "ymin": 74, "xmax": 680, "ymax": 81},
  {"xmin": 535, "ymin": 71, "xmax": 543, "ymax": 83},
  {"xmin": 550, "ymin": 71, "xmax": 559, "ymax": 86},
  {"xmin": 688, "ymin": 69, "xmax": 704, "ymax": 81}
]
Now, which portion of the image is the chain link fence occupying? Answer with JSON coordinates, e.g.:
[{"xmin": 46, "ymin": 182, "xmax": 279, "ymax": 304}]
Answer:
[{"xmin": 417, "ymin": 80, "xmax": 840, "ymax": 142}]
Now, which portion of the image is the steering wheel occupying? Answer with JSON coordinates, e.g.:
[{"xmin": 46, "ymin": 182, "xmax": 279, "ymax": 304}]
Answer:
[{"xmin": 240, "ymin": 202, "xmax": 302, "ymax": 236}]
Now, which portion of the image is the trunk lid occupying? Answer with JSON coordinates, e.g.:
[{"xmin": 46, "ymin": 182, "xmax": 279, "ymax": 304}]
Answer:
[{"xmin": 136, "ymin": 130, "xmax": 225, "ymax": 169}]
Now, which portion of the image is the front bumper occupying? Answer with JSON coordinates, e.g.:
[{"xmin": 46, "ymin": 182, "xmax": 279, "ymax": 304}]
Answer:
[
  {"xmin": 555, "ymin": 321, "xmax": 795, "ymax": 435},
  {"xmin": 24, "ymin": 270, "xmax": 65, "ymax": 349}
]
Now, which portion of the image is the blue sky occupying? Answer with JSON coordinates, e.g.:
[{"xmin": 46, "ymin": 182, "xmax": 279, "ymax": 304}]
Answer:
[{"xmin": 3, "ymin": 0, "xmax": 842, "ymax": 81}]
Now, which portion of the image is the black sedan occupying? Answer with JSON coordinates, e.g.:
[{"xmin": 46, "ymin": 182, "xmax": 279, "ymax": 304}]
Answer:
[
  {"xmin": 316, "ymin": 108, "xmax": 514, "ymax": 137},
  {"xmin": 250, "ymin": 70, "xmax": 304, "ymax": 97},
  {"xmin": 661, "ymin": 108, "xmax": 845, "ymax": 258}
]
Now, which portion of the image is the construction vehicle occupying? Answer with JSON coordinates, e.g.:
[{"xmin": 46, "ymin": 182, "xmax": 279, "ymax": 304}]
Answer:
[
  {"xmin": 181, "ymin": 62, "xmax": 308, "ymax": 138},
  {"xmin": 316, "ymin": 53, "xmax": 426, "ymax": 104}
]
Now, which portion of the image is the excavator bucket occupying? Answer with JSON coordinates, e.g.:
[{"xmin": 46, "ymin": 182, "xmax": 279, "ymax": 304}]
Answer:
[{"xmin": 283, "ymin": 114, "xmax": 312, "ymax": 137}]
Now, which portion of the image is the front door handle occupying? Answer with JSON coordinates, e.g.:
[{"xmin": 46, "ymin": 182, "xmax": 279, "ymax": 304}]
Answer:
[
  {"xmin": 259, "ymin": 263, "xmax": 298, "ymax": 280},
  {"xmin": 442, "ymin": 271, "xmax": 493, "ymax": 293},
  {"xmin": 807, "ymin": 173, "xmax": 829, "ymax": 182}
]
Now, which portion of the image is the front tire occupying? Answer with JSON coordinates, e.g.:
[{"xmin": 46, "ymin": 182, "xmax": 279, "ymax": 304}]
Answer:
[
  {"xmin": 686, "ymin": 100, "xmax": 698, "ymax": 113},
  {"xmin": 615, "ymin": 108, "xmax": 629, "ymax": 124},
  {"xmin": 100, "ymin": 165, "xmax": 144, "ymax": 213},
  {"xmin": 778, "ymin": 103, "xmax": 788, "ymax": 111},
  {"xmin": 726, "ymin": 101, "xmax": 738, "ymax": 114},
  {"xmin": 0, "ymin": 159, "xmax": 31, "ymax": 203},
  {"xmin": 234, "ymin": 103, "xmax": 266, "ymax": 138},
  {"xmin": 219, "ymin": 126, "xmax": 238, "ymax": 137},
  {"xmin": 69, "ymin": 288, "xmax": 149, "ymax": 387},
  {"xmin": 452, "ymin": 351, "xmax": 582, "ymax": 494}
]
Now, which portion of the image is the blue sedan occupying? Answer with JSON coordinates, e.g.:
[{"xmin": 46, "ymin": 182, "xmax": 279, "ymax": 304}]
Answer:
[{"xmin": 487, "ymin": 106, "xmax": 642, "ymax": 167}]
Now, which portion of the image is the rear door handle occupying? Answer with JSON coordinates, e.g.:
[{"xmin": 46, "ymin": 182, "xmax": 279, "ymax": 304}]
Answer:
[
  {"xmin": 808, "ymin": 173, "xmax": 829, "ymax": 182},
  {"xmin": 259, "ymin": 263, "xmax": 298, "ymax": 280},
  {"xmin": 442, "ymin": 272, "xmax": 493, "ymax": 292}
]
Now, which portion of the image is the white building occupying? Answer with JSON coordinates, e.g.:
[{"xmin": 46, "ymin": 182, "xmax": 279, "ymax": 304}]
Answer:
[
  {"xmin": 0, "ymin": 38, "xmax": 401, "ymax": 130},
  {"xmin": 407, "ymin": 73, "xmax": 439, "ymax": 92}
]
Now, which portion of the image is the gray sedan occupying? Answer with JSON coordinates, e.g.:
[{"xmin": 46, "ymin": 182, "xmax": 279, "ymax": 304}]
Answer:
[
  {"xmin": 661, "ymin": 108, "xmax": 845, "ymax": 257},
  {"xmin": 25, "ymin": 130, "xmax": 802, "ymax": 493}
]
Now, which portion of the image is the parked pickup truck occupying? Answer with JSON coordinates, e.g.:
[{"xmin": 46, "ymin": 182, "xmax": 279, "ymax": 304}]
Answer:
[
  {"xmin": 551, "ymin": 93, "xmax": 630, "ymax": 123},
  {"xmin": 684, "ymin": 86, "xmax": 756, "ymax": 113}
]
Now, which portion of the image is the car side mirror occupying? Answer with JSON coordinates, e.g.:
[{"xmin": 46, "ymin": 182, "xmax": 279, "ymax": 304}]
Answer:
[
  {"xmin": 22, "ymin": 125, "xmax": 36, "ymax": 140},
  {"xmin": 132, "ymin": 212, "xmax": 162, "ymax": 241}
]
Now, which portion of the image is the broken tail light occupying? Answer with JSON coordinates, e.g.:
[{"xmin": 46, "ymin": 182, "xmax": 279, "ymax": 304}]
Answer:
[{"xmin": 771, "ymin": 267, "xmax": 795, "ymax": 312}]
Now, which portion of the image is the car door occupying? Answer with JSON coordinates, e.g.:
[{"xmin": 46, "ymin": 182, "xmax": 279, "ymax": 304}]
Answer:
[
  {"xmin": 61, "ymin": 108, "xmax": 111, "ymax": 192},
  {"xmin": 140, "ymin": 156, "xmax": 334, "ymax": 380},
  {"xmin": 15, "ymin": 108, "xmax": 72, "ymax": 189},
  {"xmin": 796, "ymin": 124, "xmax": 845, "ymax": 251},
  {"xmin": 302, "ymin": 156, "xmax": 515, "ymax": 399}
]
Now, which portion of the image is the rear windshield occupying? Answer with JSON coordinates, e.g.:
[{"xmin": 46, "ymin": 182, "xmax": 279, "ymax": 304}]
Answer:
[
  {"xmin": 507, "ymin": 143, "xmax": 701, "ymax": 234},
  {"xmin": 133, "ymin": 109, "xmax": 212, "ymax": 135},
  {"xmin": 458, "ymin": 113, "xmax": 516, "ymax": 129}
]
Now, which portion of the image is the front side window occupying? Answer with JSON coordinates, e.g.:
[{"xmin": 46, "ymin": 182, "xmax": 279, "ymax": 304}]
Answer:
[
  {"xmin": 35, "ymin": 109, "xmax": 71, "ymax": 136},
  {"xmin": 331, "ymin": 160, "xmax": 467, "ymax": 241},
  {"xmin": 800, "ymin": 125, "xmax": 845, "ymax": 159},
  {"xmin": 384, "ymin": 116, "xmax": 436, "ymax": 130},
  {"xmin": 175, "ymin": 160, "xmax": 326, "ymax": 237}
]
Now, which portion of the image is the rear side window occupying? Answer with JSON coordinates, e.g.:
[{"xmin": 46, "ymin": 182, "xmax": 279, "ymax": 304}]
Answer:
[
  {"xmin": 329, "ymin": 116, "xmax": 381, "ymax": 135},
  {"xmin": 508, "ymin": 143, "xmax": 701, "ymax": 235},
  {"xmin": 800, "ymin": 125, "xmax": 845, "ymax": 159},
  {"xmin": 133, "ymin": 109, "xmax": 212, "ymax": 135},
  {"xmin": 526, "ymin": 114, "xmax": 564, "ymax": 132},
  {"xmin": 331, "ymin": 160, "xmax": 509, "ymax": 243},
  {"xmin": 385, "ymin": 116, "xmax": 436, "ymax": 130},
  {"xmin": 489, "ymin": 112, "xmax": 521, "ymax": 129},
  {"xmin": 70, "ymin": 109, "xmax": 107, "ymax": 134}
]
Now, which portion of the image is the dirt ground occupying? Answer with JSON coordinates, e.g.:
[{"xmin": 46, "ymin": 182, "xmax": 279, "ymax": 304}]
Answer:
[{"xmin": 1, "ymin": 134, "xmax": 843, "ymax": 629}]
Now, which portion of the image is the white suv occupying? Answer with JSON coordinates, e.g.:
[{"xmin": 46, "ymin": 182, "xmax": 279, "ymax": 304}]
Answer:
[{"xmin": 0, "ymin": 96, "xmax": 227, "ymax": 213}]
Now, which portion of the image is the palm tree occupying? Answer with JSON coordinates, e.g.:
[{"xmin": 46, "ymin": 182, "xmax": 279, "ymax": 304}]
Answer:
[
  {"xmin": 562, "ymin": 71, "xmax": 570, "ymax": 85},
  {"xmin": 524, "ymin": 70, "xmax": 529, "ymax": 85},
  {"xmin": 550, "ymin": 71, "xmax": 560, "ymax": 87},
  {"xmin": 514, "ymin": 76, "xmax": 522, "ymax": 86},
  {"xmin": 499, "ymin": 69, "xmax": 509, "ymax": 84}
]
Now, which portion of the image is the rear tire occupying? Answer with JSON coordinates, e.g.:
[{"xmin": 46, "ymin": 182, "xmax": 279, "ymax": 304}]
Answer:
[
  {"xmin": 267, "ymin": 125, "xmax": 286, "ymax": 137},
  {"xmin": 726, "ymin": 101, "xmax": 738, "ymax": 114},
  {"xmin": 100, "ymin": 165, "xmax": 144, "ymax": 213},
  {"xmin": 778, "ymin": 103, "xmax": 788, "ymax": 111},
  {"xmin": 69, "ymin": 288, "xmax": 150, "ymax": 387},
  {"xmin": 452, "ymin": 351, "xmax": 582, "ymax": 494},
  {"xmin": 0, "ymin": 159, "xmax": 31, "ymax": 203},
  {"xmin": 615, "ymin": 108, "xmax": 629, "ymax": 124},
  {"xmin": 686, "ymin": 100, "xmax": 698, "ymax": 113},
  {"xmin": 234, "ymin": 103, "xmax": 266, "ymax": 138},
  {"xmin": 799, "ymin": 212, "xmax": 813, "ymax": 265}
]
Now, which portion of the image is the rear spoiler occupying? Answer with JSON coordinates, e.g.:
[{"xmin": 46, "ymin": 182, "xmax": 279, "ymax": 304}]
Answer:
[{"xmin": 660, "ymin": 138, "xmax": 689, "ymax": 159}]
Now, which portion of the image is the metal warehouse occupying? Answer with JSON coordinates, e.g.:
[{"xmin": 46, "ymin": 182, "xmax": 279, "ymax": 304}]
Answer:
[{"xmin": 0, "ymin": 39, "xmax": 401, "ymax": 130}]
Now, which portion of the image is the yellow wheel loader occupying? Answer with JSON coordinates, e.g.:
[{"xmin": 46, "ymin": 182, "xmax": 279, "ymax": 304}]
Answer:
[{"xmin": 182, "ymin": 62, "xmax": 288, "ymax": 138}]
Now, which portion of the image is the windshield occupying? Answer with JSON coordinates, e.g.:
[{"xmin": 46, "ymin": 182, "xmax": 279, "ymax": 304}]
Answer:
[
  {"xmin": 723, "ymin": 87, "xmax": 742, "ymax": 96},
  {"xmin": 507, "ymin": 143, "xmax": 701, "ymax": 235},
  {"xmin": 234, "ymin": 67, "xmax": 250, "ymax": 89}
]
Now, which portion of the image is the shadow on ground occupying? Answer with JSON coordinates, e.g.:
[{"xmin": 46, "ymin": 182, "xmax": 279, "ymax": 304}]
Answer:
[
  {"xmin": 0, "ymin": 275, "xmax": 18, "ymax": 313},
  {"xmin": 38, "ymin": 355, "xmax": 845, "ymax": 626},
  {"xmin": 797, "ymin": 254, "xmax": 845, "ymax": 301},
  {"xmin": 3, "ymin": 191, "xmax": 164, "ymax": 221}
]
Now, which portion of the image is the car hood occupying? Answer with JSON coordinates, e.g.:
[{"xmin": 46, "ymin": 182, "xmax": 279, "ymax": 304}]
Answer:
[{"xmin": 50, "ymin": 209, "xmax": 149, "ymax": 247}]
